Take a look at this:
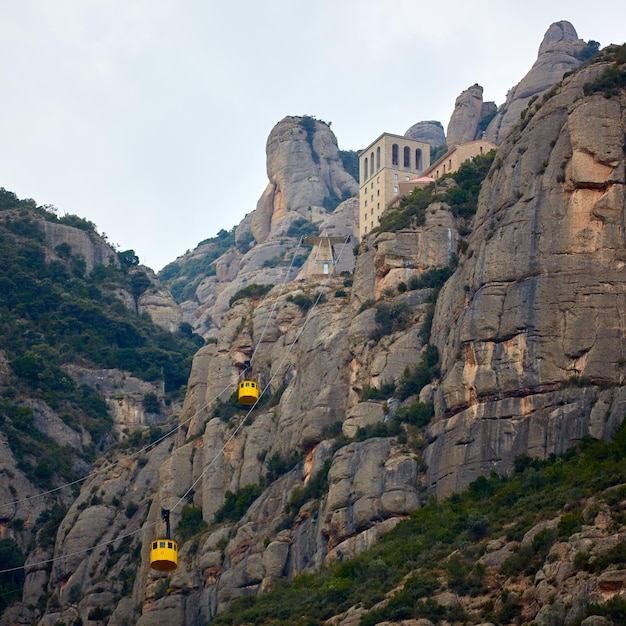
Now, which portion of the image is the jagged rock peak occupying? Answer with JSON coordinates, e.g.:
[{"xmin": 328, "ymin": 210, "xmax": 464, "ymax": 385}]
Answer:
[
  {"xmin": 446, "ymin": 83, "xmax": 495, "ymax": 148},
  {"xmin": 404, "ymin": 120, "xmax": 446, "ymax": 146},
  {"xmin": 485, "ymin": 20, "xmax": 587, "ymax": 144},
  {"xmin": 248, "ymin": 115, "xmax": 358, "ymax": 244},
  {"xmin": 428, "ymin": 54, "xmax": 626, "ymax": 496},
  {"xmin": 538, "ymin": 20, "xmax": 579, "ymax": 55}
]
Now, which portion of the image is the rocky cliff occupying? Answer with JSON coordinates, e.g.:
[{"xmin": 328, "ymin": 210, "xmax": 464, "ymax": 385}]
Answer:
[
  {"xmin": 164, "ymin": 115, "xmax": 359, "ymax": 333},
  {"xmin": 485, "ymin": 21, "xmax": 589, "ymax": 145},
  {"xmin": 446, "ymin": 84, "xmax": 497, "ymax": 148},
  {"xmin": 428, "ymin": 49, "xmax": 626, "ymax": 496},
  {"xmin": 404, "ymin": 120, "xmax": 446, "ymax": 147},
  {"xmin": 2, "ymin": 23, "xmax": 626, "ymax": 626}
]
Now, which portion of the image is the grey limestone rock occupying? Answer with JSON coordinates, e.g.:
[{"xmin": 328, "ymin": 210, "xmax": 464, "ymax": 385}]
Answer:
[
  {"xmin": 404, "ymin": 120, "xmax": 446, "ymax": 147},
  {"xmin": 485, "ymin": 21, "xmax": 587, "ymax": 144},
  {"xmin": 446, "ymin": 84, "xmax": 486, "ymax": 147},
  {"xmin": 427, "ymin": 58, "xmax": 626, "ymax": 496}
]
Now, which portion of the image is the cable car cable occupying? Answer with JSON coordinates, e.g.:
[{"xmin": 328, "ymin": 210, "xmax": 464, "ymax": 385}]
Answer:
[{"xmin": 0, "ymin": 235, "xmax": 352, "ymax": 576}]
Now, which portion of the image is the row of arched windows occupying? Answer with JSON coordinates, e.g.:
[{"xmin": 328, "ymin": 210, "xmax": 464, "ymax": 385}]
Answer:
[
  {"xmin": 363, "ymin": 144, "xmax": 423, "ymax": 180},
  {"xmin": 392, "ymin": 144, "xmax": 423, "ymax": 171},
  {"xmin": 363, "ymin": 146, "xmax": 381, "ymax": 181}
]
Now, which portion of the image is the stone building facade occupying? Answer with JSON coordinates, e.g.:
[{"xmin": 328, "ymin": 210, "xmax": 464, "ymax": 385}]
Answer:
[
  {"xmin": 423, "ymin": 138, "xmax": 497, "ymax": 180},
  {"xmin": 358, "ymin": 133, "xmax": 430, "ymax": 237}
]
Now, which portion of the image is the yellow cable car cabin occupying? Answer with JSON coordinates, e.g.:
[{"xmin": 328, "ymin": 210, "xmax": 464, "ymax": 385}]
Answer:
[
  {"xmin": 150, "ymin": 509, "xmax": 178, "ymax": 571},
  {"xmin": 238, "ymin": 380, "xmax": 259, "ymax": 405},
  {"xmin": 150, "ymin": 538, "xmax": 178, "ymax": 571}
]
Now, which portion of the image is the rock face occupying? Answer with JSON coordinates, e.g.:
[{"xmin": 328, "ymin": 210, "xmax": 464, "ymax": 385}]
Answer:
[
  {"xmin": 6, "ymin": 24, "xmax": 626, "ymax": 626},
  {"xmin": 427, "ymin": 56, "xmax": 626, "ymax": 495},
  {"xmin": 404, "ymin": 120, "xmax": 446, "ymax": 147},
  {"xmin": 168, "ymin": 116, "xmax": 360, "ymax": 330},
  {"xmin": 485, "ymin": 21, "xmax": 588, "ymax": 144},
  {"xmin": 250, "ymin": 116, "xmax": 358, "ymax": 245},
  {"xmin": 446, "ymin": 84, "xmax": 491, "ymax": 147},
  {"xmin": 40, "ymin": 220, "xmax": 118, "ymax": 274}
]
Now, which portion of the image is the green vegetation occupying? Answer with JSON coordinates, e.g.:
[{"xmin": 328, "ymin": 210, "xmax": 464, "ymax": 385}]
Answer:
[
  {"xmin": 375, "ymin": 150, "xmax": 496, "ymax": 234},
  {"xmin": 0, "ymin": 192, "xmax": 202, "ymax": 396},
  {"xmin": 214, "ymin": 484, "xmax": 263, "ymax": 523},
  {"xmin": 338, "ymin": 149, "xmax": 359, "ymax": 181},
  {"xmin": 396, "ymin": 345, "xmax": 440, "ymax": 401},
  {"xmin": 0, "ymin": 188, "xmax": 203, "ymax": 489},
  {"xmin": 176, "ymin": 505, "xmax": 208, "ymax": 542},
  {"xmin": 583, "ymin": 44, "xmax": 626, "ymax": 97},
  {"xmin": 576, "ymin": 39, "xmax": 601, "ymax": 62},
  {"xmin": 0, "ymin": 401, "xmax": 88, "ymax": 488},
  {"xmin": 229, "ymin": 283, "xmax": 273, "ymax": 308},
  {"xmin": 286, "ymin": 218, "xmax": 319, "ymax": 239},
  {"xmin": 142, "ymin": 392, "xmax": 161, "ymax": 414},
  {"xmin": 0, "ymin": 539, "xmax": 25, "ymax": 613},
  {"xmin": 263, "ymin": 450, "xmax": 304, "ymax": 485},
  {"xmin": 370, "ymin": 301, "xmax": 410, "ymax": 341},
  {"xmin": 36, "ymin": 504, "xmax": 68, "ymax": 548},
  {"xmin": 212, "ymin": 422, "xmax": 626, "ymax": 625},
  {"xmin": 159, "ymin": 227, "xmax": 243, "ymax": 302},
  {"xmin": 430, "ymin": 143, "xmax": 448, "ymax": 163},
  {"xmin": 399, "ymin": 263, "xmax": 456, "ymax": 293},
  {"xmin": 286, "ymin": 291, "xmax": 326, "ymax": 312}
]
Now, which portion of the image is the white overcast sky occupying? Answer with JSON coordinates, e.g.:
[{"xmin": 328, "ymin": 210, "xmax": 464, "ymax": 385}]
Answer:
[{"xmin": 1, "ymin": 1, "xmax": 625, "ymax": 271}]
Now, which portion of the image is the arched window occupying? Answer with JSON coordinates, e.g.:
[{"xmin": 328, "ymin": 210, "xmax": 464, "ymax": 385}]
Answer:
[
  {"xmin": 415, "ymin": 149, "xmax": 422, "ymax": 171},
  {"xmin": 392, "ymin": 144, "xmax": 399, "ymax": 166},
  {"xmin": 364, "ymin": 157, "xmax": 368, "ymax": 180},
  {"xmin": 370, "ymin": 152, "xmax": 375, "ymax": 175},
  {"xmin": 376, "ymin": 146, "xmax": 381, "ymax": 171},
  {"xmin": 403, "ymin": 146, "xmax": 410, "ymax": 168}
]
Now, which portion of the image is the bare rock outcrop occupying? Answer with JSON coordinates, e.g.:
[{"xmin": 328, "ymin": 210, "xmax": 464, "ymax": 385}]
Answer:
[
  {"xmin": 404, "ymin": 120, "xmax": 446, "ymax": 147},
  {"xmin": 169, "ymin": 117, "xmax": 360, "ymax": 330},
  {"xmin": 446, "ymin": 84, "xmax": 490, "ymax": 147},
  {"xmin": 137, "ymin": 268, "xmax": 184, "ymax": 333},
  {"xmin": 427, "ymin": 57, "xmax": 626, "ymax": 495},
  {"xmin": 253, "ymin": 116, "xmax": 358, "ymax": 244},
  {"xmin": 485, "ymin": 21, "xmax": 588, "ymax": 144},
  {"xmin": 39, "ymin": 220, "xmax": 118, "ymax": 274}
]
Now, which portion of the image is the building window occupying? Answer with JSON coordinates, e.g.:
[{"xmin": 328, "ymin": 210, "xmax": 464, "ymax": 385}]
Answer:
[
  {"xmin": 371, "ymin": 208, "xmax": 373, "ymax": 216},
  {"xmin": 394, "ymin": 186, "xmax": 398, "ymax": 194},
  {"xmin": 405, "ymin": 176, "xmax": 410, "ymax": 181},
  {"xmin": 376, "ymin": 146, "xmax": 381, "ymax": 171},
  {"xmin": 377, "ymin": 176, "xmax": 380, "ymax": 183},
  {"xmin": 393, "ymin": 173, "xmax": 398, "ymax": 181},
  {"xmin": 403, "ymin": 146, "xmax": 410, "ymax": 168},
  {"xmin": 415, "ymin": 148, "xmax": 422, "ymax": 171},
  {"xmin": 449, "ymin": 159, "xmax": 452, "ymax": 169},
  {"xmin": 377, "ymin": 202, "xmax": 380, "ymax": 209},
  {"xmin": 371, "ymin": 221, "xmax": 374, "ymax": 228},
  {"xmin": 392, "ymin": 143, "xmax": 399, "ymax": 166},
  {"xmin": 377, "ymin": 189, "xmax": 380, "ymax": 196},
  {"xmin": 371, "ymin": 151, "xmax": 375, "ymax": 174},
  {"xmin": 371, "ymin": 195, "xmax": 373, "ymax": 202},
  {"xmin": 365, "ymin": 200, "xmax": 367, "ymax": 207},
  {"xmin": 364, "ymin": 157, "xmax": 368, "ymax": 180},
  {"xmin": 371, "ymin": 182, "xmax": 374, "ymax": 189}
]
